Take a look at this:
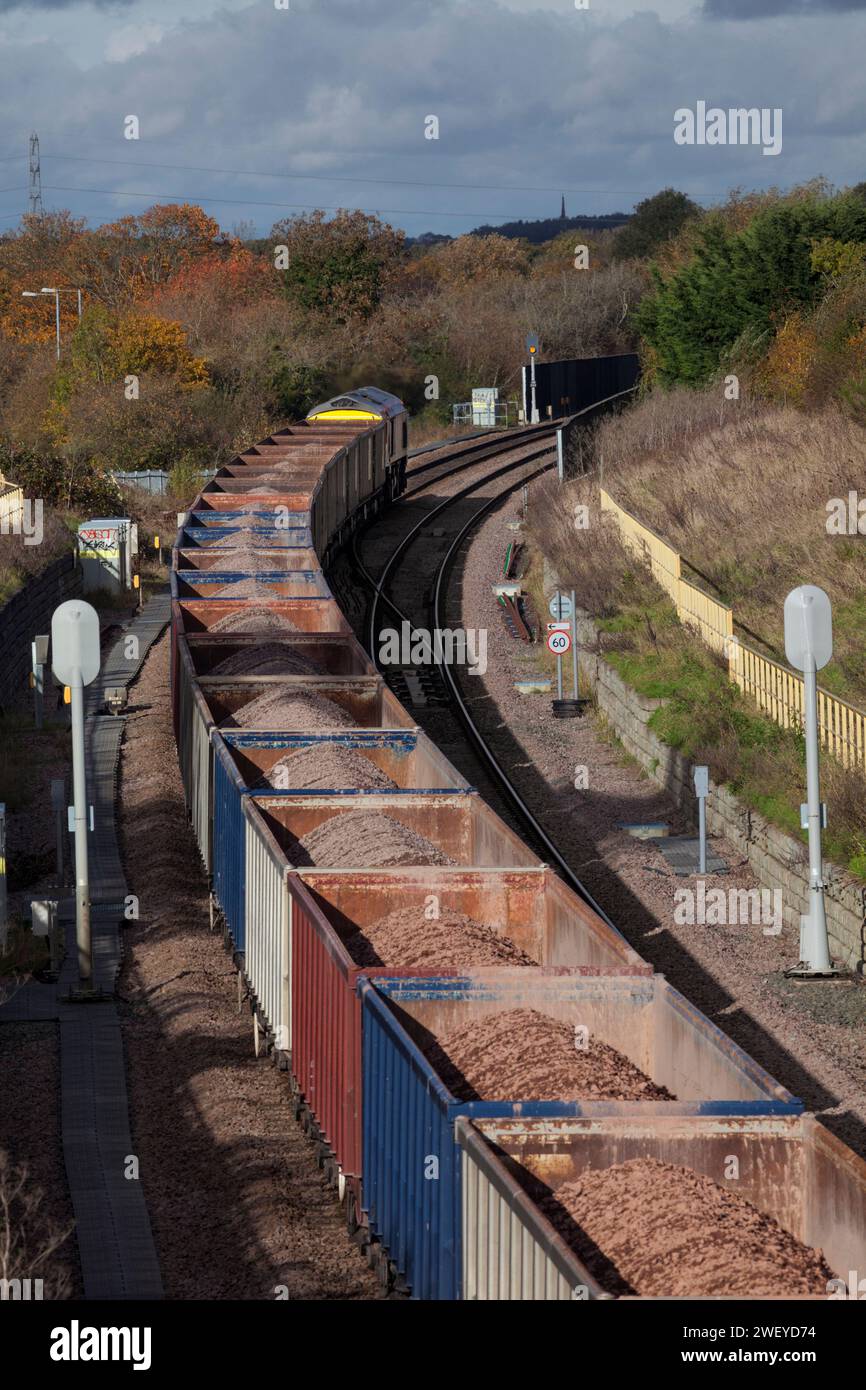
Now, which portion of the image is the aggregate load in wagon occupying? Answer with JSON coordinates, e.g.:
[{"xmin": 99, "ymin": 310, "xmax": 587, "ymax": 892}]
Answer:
[
  {"xmin": 200, "ymin": 528, "xmax": 265, "ymax": 548},
  {"xmin": 212, "ymin": 578, "xmax": 287, "ymax": 598},
  {"xmin": 424, "ymin": 1007, "xmax": 673, "ymax": 1103},
  {"xmin": 204, "ymin": 551, "xmax": 289, "ymax": 574},
  {"xmin": 346, "ymin": 906, "xmax": 533, "ymax": 970},
  {"xmin": 207, "ymin": 606, "xmax": 300, "ymax": 634},
  {"xmin": 296, "ymin": 810, "xmax": 452, "ymax": 868},
  {"xmin": 236, "ymin": 487, "xmax": 295, "ymax": 498},
  {"xmin": 538, "ymin": 1157, "xmax": 834, "ymax": 1298},
  {"xmin": 223, "ymin": 688, "xmax": 355, "ymax": 730},
  {"xmin": 211, "ymin": 643, "xmax": 321, "ymax": 677},
  {"xmin": 256, "ymin": 742, "xmax": 398, "ymax": 792}
]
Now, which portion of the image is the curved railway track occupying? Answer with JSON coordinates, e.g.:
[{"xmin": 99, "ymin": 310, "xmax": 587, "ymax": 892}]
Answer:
[{"xmin": 346, "ymin": 425, "xmax": 619, "ymax": 930}]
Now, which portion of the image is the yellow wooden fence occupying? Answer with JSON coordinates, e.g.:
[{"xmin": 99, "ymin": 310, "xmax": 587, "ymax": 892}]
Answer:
[
  {"xmin": 599, "ymin": 487, "xmax": 866, "ymax": 771},
  {"xmin": 0, "ymin": 477, "xmax": 24, "ymax": 531}
]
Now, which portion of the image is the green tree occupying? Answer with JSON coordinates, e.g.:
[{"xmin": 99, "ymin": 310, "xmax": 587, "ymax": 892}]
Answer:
[
  {"xmin": 266, "ymin": 356, "xmax": 329, "ymax": 420},
  {"xmin": 612, "ymin": 189, "xmax": 701, "ymax": 262},
  {"xmin": 635, "ymin": 191, "xmax": 866, "ymax": 384},
  {"xmin": 271, "ymin": 210, "xmax": 405, "ymax": 321}
]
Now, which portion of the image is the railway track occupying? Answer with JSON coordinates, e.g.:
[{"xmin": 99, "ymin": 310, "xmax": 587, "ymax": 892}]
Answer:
[
  {"xmin": 403, "ymin": 418, "xmax": 561, "ymax": 494},
  {"xmin": 346, "ymin": 425, "xmax": 618, "ymax": 929}
]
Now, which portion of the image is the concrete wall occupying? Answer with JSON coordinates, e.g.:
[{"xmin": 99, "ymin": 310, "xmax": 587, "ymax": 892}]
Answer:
[
  {"xmin": 0, "ymin": 553, "xmax": 81, "ymax": 713},
  {"xmin": 576, "ymin": 614, "xmax": 866, "ymax": 972}
]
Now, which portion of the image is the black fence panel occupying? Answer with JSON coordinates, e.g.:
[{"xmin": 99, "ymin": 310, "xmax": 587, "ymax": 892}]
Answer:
[{"xmin": 522, "ymin": 353, "xmax": 640, "ymax": 420}]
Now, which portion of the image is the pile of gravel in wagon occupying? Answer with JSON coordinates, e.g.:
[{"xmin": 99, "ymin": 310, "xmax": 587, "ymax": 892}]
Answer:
[
  {"xmin": 207, "ymin": 606, "xmax": 298, "ymax": 634},
  {"xmin": 345, "ymin": 905, "xmax": 534, "ymax": 969},
  {"xmin": 256, "ymin": 743, "xmax": 397, "ymax": 792},
  {"xmin": 200, "ymin": 528, "xmax": 260, "ymax": 547},
  {"xmin": 211, "ymin": 644, "xmax": 320, "ymax": 677},
  {"xmin": 205, "ymin": 528, "xmax": 290, "ymax": 549},
  {"xmin": 297, "ymin": 810, "xmax": 452, "ymax": 868},
  {"xmin": 225, "ymin": 688, "xmax": 356, "ymax": 730},
  {"xmin": 205, "ymin": 551, "xmax": 286, "ymax": 574},
  {"xmin": 423, "ymin": 1007, "xmax": 674, "ymax": 1104},
  {"xmin": 538, "ymin": 1157, "xmax": 834, "ymax": 1298},
  {"xmin": 212, "ymin": 578, "xmax": 279, "ymax": 598}
]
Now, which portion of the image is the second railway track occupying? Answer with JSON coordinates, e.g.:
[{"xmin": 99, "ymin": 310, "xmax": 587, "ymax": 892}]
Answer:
[{"xmin": 338, "ymin": 423, "xmax": 617, "ymax": 926}]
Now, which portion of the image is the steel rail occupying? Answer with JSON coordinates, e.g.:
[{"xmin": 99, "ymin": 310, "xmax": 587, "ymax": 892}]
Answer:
[
  {"xmin": 405, "ymin": 418, "xmax": 559, "ymax": 483},
  {"xmin": 355, "ymin": 439, "xmax": 556, "ymax": 650},
  {"xmin": 350, "ymin": 387, "xmax": 638, "ymax": 927},
  {"xmin": 430, "ymin": 459, "xmax": 622, "ymax": 931},
  {"xmin": 403, "ymin": 428, "xmax": 560, "ymax": 499}
]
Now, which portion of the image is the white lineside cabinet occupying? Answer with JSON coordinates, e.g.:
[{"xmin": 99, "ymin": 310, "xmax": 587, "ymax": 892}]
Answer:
[{"xmin": 77, "ymin": 518, "xmax": 138, "ymax": 593}]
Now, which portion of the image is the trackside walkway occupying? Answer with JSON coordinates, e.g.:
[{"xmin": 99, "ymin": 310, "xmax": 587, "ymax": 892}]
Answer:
[{"xmin": 1, "ymin": 590, "xmax": 170, "ymax": 1299}]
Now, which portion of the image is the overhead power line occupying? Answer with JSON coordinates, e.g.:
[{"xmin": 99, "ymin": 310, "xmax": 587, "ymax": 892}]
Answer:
[
  {"xmin": 39, "ymin": 150, "xmax": 721, "ymax": 202},
  {"xmin": 43, "ymin": 183, "xmax": 640, "ymax": 221}
]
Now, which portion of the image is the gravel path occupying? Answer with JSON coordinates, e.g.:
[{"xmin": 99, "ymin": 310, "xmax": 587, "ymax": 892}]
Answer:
[
  {"xmin": 453, "ymin": 488, "xmax": 866, "ymax": 1158},
  {"xmin": 117, "ymin": 632, "xmax": 379, "ymax": 1300}
]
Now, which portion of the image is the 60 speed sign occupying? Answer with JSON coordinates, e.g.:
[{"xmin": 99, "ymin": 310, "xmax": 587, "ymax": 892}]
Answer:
[{"xmin": 547, "ymin": 628, "xmax": 571, "ymax": 655}]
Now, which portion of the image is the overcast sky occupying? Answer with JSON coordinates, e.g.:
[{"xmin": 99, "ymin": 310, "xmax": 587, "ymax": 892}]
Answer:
[{"xmin": 0, "ymin": 0, "xmax": 864, "ymax": 237}]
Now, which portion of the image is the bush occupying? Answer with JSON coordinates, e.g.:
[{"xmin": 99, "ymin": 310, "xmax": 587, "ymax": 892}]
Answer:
[
  {"xmin": 635, "ymin": 191, "xmax": 866, "ymax": 385},
  {"xmin": 0, "ymin": 442, "xmax": 122, "ymax": 514}
]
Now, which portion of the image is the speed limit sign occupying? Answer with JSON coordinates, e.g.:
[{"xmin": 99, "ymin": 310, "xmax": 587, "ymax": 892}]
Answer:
[{"xmin": 547, "ymin": 628, "xmax": 571, "ymax": 655}]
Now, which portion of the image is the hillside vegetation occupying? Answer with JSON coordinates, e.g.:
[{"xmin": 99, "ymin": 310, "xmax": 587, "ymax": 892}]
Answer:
[{"xmin": 531, "ymin": 180, "xmax": 866, "ymax": 882}]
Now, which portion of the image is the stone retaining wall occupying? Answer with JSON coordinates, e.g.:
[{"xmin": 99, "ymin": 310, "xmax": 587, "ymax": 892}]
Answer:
[{"xmin": 576, "ymin": 614, "xmax": 865, "ymax": 971}]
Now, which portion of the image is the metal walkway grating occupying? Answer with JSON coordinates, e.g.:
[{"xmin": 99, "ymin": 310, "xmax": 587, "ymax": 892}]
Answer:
[{"xmin": 653, "ymin": 834, "xmax": 729, "ymax": 877}]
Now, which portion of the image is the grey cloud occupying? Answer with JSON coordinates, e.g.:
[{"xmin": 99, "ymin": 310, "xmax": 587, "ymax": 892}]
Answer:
[
  {"xmin": 705, "ymin": 0, "xmax": 866, "ymax": 16},
  {"xmin": 0, "ymin": 0, "xmax": 133, "ymax": 8},
  {"xmin": 3, "ymin": 0, "xmax": 866, "ymax": 237}
]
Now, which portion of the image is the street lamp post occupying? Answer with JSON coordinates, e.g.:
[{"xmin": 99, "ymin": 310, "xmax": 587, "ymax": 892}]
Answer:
[{"xmin": 21, "ymin": 286, "xmax": 84, "ymax": 360}]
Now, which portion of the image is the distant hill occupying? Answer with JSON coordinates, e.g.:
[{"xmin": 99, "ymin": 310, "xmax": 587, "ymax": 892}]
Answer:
[
  {"xmin": 471, "ymin": 213, "xmax": 630, "ymax": 243},
  {"xmin": 408, "ymin": 232, "xmax": 453, "ymax": 248},
  {"xmin": 406, "ymin": 212, "xmax": 631, "ymax": 247}
]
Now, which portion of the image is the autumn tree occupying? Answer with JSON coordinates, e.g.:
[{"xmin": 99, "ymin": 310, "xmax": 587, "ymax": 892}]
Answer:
[
  {"xmin": 0, "ymin": 212, "xmax": 87, "ymax": 346},
  {"xmin": 418, "ymin": 234, "xmax": 531, "ymax": 288},
  {"xmin": 69, "ymin": 305, "xmax": 208, "ymax": 388},
  {"xmin": 73, "ymin": 204, "xmax": 228, "ymax": 309},
  {"xmin": 271, "ymin": 209, "xmax": 406, "ymax": 321}
]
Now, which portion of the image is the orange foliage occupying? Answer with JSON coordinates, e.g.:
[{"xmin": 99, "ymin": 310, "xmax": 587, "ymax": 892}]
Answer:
[
  {"xmin": 756, "ymin": 312, "xmax": 818, "ymax": 404},
  {"xmin": 149, "ymin": 245, "xmax": 275, "ymax": 310},
  {"xmin": 105, "ymin": 312, "xmax": 208, "ymax": 387},
  {"xmin": 414, "ymin": 234, "xmax": 531, "ymax": 288},
  {"xmin": 74, "ymin": 204, "xmax": 229, "ymax": 308}
]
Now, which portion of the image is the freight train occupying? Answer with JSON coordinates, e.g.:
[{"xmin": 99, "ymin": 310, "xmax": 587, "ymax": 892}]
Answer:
[{"xmin": 170, "ymin": 388, "xmax": 866, "ymax": 1300}]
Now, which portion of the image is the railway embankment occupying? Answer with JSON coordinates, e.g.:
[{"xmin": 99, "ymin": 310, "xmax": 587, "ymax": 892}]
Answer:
[{"xmin": 573, "ymin": 612, "xmax": 865, "ymax": 970}]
